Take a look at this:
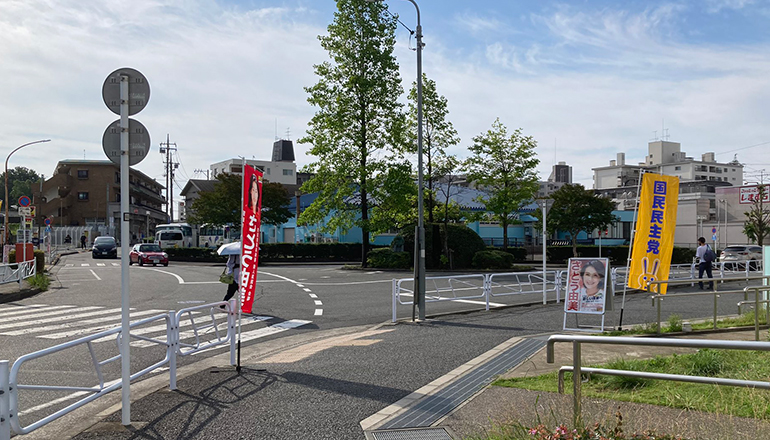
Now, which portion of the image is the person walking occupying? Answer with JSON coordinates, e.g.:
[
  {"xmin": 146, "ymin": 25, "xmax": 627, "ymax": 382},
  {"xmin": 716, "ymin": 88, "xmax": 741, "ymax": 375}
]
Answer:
[
  {"xmin": 221, "ymin": 254, "xmax": 240, "ymax": 308},
  {"xmin": 696, "ymin": 237, "xmax": 714, "ymax": 290},
  {"xmin": 80, "ymin": 233, "xmax": 87, "ymax": 249}
]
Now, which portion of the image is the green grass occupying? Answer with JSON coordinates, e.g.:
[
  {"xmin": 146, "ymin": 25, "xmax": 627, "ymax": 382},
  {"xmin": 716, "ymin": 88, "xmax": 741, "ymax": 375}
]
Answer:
[
  {"xmin": 493, "ymin": 348, "xmax": 770, "ymax": 420},
  {"xmin": 602, "ymin": 311, "xmax": 768, "ymax": 336},
  {"xmin": 26, "ymin": 273, "xmax": 50, "ymax": 291}
]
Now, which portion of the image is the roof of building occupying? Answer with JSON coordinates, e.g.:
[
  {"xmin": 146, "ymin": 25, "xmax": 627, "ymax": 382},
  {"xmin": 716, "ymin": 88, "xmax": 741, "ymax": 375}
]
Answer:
[
  {"xmin": 180, "ymin": 179, "xmax": 217, "ymax": 196},
  {"xmin": 56, "ymin": 160, "xmax": 164, "ymax": 188}
]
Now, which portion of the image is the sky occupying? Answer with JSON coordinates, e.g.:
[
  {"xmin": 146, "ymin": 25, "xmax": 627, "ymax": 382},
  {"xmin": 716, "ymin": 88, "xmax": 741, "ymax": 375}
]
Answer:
[{"xmin": 2, "ymin": 0, "xmax": 770, "ymax": 199}]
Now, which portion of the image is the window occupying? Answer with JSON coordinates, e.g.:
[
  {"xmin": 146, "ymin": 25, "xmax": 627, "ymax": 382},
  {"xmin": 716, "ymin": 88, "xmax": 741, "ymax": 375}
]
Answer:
[
  {"xmin": 674, "ymin": 166, "xmax": 681, "ymax": 171},
  {"xmin": 266, "ymin": 168, "xmax": 270, "ymax": 175},
  {"xmin": 78, "ymin": 192, "xmax": 89, "ymax": 201},
  {"xmin": 77, "ymin": 170, "xmax": 89, "ymax": 179},
  {"xmin": 115, "ymin": 172, "xmax": 120, "ymax": 184},
  {"xmin": 283, "ymin": 169, "xmax": 294, "ymax": 176}
]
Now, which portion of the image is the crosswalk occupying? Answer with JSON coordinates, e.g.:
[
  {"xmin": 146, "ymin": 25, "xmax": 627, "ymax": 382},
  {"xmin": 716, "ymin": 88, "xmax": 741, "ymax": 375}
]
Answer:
[
  {"xmin": 0, "ymin": 304, "xmax": 311, "ymax": 350},
  {"xmin": 64, "ymin": 263, "xmax": 121, "ymax": 267}
]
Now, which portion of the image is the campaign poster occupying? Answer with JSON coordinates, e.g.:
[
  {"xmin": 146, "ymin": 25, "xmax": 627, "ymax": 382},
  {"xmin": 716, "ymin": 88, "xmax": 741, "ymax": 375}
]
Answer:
[
  {"xmin": 564, "ymin": 258, "xmax": 610, "ymax": 314},
  {"xmin": 240, "ymin": 165, "xmax": 262, "ymax": 314}
]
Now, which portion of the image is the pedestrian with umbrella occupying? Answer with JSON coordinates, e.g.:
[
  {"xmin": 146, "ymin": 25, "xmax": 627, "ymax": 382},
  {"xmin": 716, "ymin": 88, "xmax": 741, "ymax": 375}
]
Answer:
[{"xmin": 217, "ymin": 242, "xmax": 241, "ymax": 307}]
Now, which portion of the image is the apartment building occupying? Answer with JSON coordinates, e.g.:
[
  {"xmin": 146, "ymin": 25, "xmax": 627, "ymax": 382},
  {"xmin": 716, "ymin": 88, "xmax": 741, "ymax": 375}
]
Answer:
[{"xmin": 33, "ymin": 160, "xmax": 166, "ymax": 240}]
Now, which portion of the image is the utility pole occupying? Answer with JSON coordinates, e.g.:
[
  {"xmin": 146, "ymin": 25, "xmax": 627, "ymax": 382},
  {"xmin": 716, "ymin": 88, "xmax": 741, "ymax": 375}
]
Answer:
[
  {"xmin": 194, "ymin": 168, "xmax": 210, "ymax": 180},
  {"xmin": 159, "ymin": 134, "xmax": 178, "ymax": 222}
]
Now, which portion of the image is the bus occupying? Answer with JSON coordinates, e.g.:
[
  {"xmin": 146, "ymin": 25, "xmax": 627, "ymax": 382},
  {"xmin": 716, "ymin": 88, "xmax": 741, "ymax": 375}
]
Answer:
[
  {"xmin": 198, "ymin": 224, "xmax": 239, "ymax": 248},
  {"xmin": 155, "ymin": 223, "xmax": 195, "ymax": 248}
]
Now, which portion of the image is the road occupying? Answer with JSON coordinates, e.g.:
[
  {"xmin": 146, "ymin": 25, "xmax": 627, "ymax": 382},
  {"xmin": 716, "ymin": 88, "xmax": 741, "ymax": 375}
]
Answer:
[{"xmin": 0, "ymin": 251, "xmax": 756, "ymax": 439}]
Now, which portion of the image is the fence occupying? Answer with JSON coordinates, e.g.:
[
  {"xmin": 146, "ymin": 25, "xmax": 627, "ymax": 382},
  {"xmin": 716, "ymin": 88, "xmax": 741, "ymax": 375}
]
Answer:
[
  {"xmin": 0, "ymin": 261, "xmax": 36, "ymax": 287},
  {"xmin": 547, "ymin": 334, "xmax": 770, "ymax": 427},
  {"xmin": 392, "ymin": 271, "xmax": 562, "ymax": 322},
  {"xmin": 0, "ymin": 300, "xmax": 237, "ymax": 440}
]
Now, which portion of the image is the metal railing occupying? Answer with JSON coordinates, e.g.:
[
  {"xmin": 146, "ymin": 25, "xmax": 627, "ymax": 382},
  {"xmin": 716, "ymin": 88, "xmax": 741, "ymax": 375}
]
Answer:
[
  {"xmin": 0, "ymin": 260, "xmax": 36, "ymax": 287},
  {"xmin": 735, "ymin": 285, "xmax": 770, "ymax": 341},
  {"xmin": 547, "ymin": 334, "xmax": 770, "ymax": 427},
  {"xmin": 392, "ymin": 271, "xmax": 563, "ymax": 322},
  {"xmin": 648, "ymin": 275, "xmax": 770, "ymax": 333},
  {"xmin": 0, "ymin": 300, "xmax": 237, "ymax": 440}
]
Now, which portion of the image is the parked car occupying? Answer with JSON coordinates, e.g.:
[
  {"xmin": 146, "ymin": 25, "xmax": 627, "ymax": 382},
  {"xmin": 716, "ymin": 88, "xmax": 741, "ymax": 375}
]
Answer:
[
  {"xmin": 718, "ymin": 245, "xmax": 762, "ymax": 270},
  {"xmin": 92, "ymin": 236, "xmax": 118, "ymax": 259},
  {"xmin": 129, "ymin": 243, "xmax": 169, "ymax": 267}
]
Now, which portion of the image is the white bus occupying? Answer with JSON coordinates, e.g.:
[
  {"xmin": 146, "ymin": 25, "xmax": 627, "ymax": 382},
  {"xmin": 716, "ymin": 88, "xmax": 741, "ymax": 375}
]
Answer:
[
  {"xmin": 198, "ymin": 224, "xmax": 239, "ymax": 248},
  {"xmin": 155, "ymin": 223, "xmax": 195, "ymax": 248}
]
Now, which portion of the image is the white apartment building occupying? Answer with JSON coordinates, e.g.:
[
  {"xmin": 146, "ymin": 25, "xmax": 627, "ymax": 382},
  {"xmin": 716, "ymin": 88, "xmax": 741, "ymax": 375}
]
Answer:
[
  {"xmin": 210, "ymin": 139, "xmax": 297, "ymax": 186},
  {"xmin": 593, "ymin": 140, "xmax": 745, "ymax": 247}
]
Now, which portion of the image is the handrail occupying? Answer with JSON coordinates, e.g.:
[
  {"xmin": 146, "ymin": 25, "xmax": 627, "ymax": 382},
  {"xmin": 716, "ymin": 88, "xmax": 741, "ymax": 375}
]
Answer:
[{"xmin": 547, "ymin": 334, "xmax": 770, "ymax": 427}]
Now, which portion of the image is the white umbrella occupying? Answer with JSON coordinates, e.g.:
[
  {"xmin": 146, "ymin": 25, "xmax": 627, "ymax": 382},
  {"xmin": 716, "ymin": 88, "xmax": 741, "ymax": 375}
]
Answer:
[{"xmin": 217, "ymin": 242, "xmax": 241, "ymax": 256}]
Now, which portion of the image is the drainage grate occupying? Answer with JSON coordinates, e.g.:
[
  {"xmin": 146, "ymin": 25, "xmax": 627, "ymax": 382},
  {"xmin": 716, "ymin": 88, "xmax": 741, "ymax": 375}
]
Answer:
[
  {"xmin": 366, "ymin": 426, "xmax": 455, "ymax": 440},
  {"xmin": 378, "ymin": 337, "xmax": 545, "ymax": 429}
]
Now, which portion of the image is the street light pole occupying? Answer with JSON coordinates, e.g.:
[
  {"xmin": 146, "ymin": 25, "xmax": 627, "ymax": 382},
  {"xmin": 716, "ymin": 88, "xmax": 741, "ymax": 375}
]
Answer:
[{"xmin": 4, "ymin": 139, "xmax": 51, "ymax": 244}]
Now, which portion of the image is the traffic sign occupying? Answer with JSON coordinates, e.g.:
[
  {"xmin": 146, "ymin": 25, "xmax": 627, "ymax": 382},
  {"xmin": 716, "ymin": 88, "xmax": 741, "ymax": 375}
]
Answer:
[
  {"xmin": 18, "ymin": 207, "xmax": 31, "ymax": 216},
  {"xmin": 711, "ymin": 227, "xmax": 717, "ymax": 234},
  {"xmin": 712, "ymin": 234, "xmax": 717, "ymax": 241},
  {"xmin": 18, "ymin": 196, "xmax": 31, "ymax": 207},
  {"xmin": 102, "ymin": 68, "xmax": 150, "ymax": 116},
  {"xmin": 102, "ymin": 118, "xmax": 151, "ymax": 166},
  {"xmin": 29, "ymin": 206, "xmax": 35, "ymax": 217},
  {"xmin": 44, "ymin": 218, "xmax": 51, "ymax": 226}
]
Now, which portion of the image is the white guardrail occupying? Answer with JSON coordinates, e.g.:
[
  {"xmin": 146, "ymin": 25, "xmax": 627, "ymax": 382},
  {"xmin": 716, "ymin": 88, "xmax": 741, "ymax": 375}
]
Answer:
[
  {"xmin": 0, "ymin": 300, "xmax": 237, "ymax": 440},
  {"xmin": 393, "ymin": 260, "xmax": 764, "ymax": 322},
  {"xmin": 0, "ymin": 261, "xmax": 36, "ymax": 287}
]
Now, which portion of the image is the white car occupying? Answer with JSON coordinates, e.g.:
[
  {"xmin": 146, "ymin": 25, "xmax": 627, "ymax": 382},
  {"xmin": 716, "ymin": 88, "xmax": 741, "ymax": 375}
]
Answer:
[{"xmin": 719, "ymin": 245, "xmax": 762, "ymax": 270}]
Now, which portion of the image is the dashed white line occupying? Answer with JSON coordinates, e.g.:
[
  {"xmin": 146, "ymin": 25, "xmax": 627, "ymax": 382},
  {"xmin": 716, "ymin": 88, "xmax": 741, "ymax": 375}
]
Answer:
[
  {"xmin": 309, "ymin": 294, "xmax": 318, "ymax": 299},
  {"xmin": 314, "ymin": 300, "xmax": 323, "ymax": 306},
  {"xmin": 89, "ymin": 269, "xmax": 102, "ymax": 280},
  {"xmin": 314, "ymin": 309, "xmax": 323, "ymax": 316}
]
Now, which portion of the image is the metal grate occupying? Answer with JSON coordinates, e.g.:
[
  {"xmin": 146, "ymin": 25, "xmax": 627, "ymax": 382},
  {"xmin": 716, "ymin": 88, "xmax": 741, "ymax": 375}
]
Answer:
[
  {"xmin": 366, "ymin": 427, "xmax": 455, "ymax": 440},
  {"xmin": 379, "ymin": 337, "xmax": 545, "ymax": 429}
]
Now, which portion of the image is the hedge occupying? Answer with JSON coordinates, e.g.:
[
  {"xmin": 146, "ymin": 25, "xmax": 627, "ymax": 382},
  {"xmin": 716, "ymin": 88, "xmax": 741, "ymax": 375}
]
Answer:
[
  {"xmin": 546, "ymin": 245, "xmax": 697, "ymax": 265},
  {"xmin": 400, "ymin": 223, "xmax": 487, "ymax": 269},
  {"xmin": 7, "ymin": 250, "xmax": 46, "ymax": 273},
  {"xmin": 495, "ymin": 247, "xmax": 527, "ymax": 262},
  {"xmin": 367, "ymin": 248, "xmax": 411, "ymax": 269},
  {"xmin": 164, "ymin": 243, "xmax": 381, "ymax": 263},
  {"xmin": 472, "ymin": 250, "xmax": 514, "ymax": 270}
]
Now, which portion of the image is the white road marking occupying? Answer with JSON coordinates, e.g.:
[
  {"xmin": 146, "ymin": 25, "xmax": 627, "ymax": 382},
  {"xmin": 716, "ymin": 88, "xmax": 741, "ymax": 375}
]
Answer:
[
  {"xmin": 112, "ymin": 263, "xmax": 120, "ymax": 266},
  {"xmin": 0, "ymin": 307, "xmax": 121, "ymax": 331},
  {"xmin": 303, "ymin": 288, "xmax": 312, "ymax": 292},
  {"xmin": 0, "ymin": 306, "xmax": 99, "ymax": 326},
  {"xmin": 80, "ymin": 263, "xmax": 89, "ymax": 267},
  {"xmin": 314, "ymin": 300, "xmax": 323, "ymax": 306},
  {"xmin": 3, "ymin": 309, "xmax": 164, "ymax": 337},
  {"xmin": 309, "ymin": 294, "xmax": 318, "ymax": 299},
  {"xmin": 296, "ymin": 284, "xmax": 304, "ymax": 288},
  {"xmin": 97, "ymin": 263, "xmax": 105, "ymax": 267},
  {"xmin": 314, "ymin": 309, "xmax": 323, "ymax": 316},
  {"xmin": 0, "ymin": 305, "xmax": 73, "ymax": 318},
  {"xmin": 89, "ymin": 269, "xmax": 101, "ymax": 280}
]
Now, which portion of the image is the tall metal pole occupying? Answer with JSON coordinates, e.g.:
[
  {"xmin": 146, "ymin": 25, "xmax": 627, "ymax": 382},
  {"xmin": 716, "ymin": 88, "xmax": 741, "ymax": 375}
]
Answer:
[
  {"xmin": 412, "ymin": 0, "xmax": 426, "ymax": 321},
  {"xmin": 4, "ymin": 140, "xmax": 50, "ymax": 244},
  {"xmin": 119, "ymin": 74, "xmax": 131, "ymax": 425},
  {"xmin": 542, "ymin": 200, "xmax": 547, "ymax": 304}
]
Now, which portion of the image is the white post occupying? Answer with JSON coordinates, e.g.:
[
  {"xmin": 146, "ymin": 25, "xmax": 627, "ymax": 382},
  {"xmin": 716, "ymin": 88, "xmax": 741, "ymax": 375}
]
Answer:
[
  {"xmin": 542, "ymin": 200, "xmax": 547, "ymax": 304},
  {"xmin": 0, "ymin": 360, "xmax": 9, "ymax": 440},
  {"xmin": 168, "ymin": 311, "xmax": 177, "ymax": 391},
  {"xmin": 119, "ymin": 74, "xmax": 132, "ymax": 425},
  {"xmin": 229, "ymin": 298, "xmax": 237, "ymax": 366}
]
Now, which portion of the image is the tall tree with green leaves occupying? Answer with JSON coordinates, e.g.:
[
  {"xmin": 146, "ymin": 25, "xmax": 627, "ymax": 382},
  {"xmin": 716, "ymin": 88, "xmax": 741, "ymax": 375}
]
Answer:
[
  {"xmin": 407, "ymin": 74, "xmax": 460, "ymax": 223},
  {"xmin": 464, "ymin": 118, "xmax": 540, "ymax": 250},
  {"xmin": 544, "ymin": 183, "xmax": 617, "ymax": 257},
  {"xmin": 743, "ymin": 184, "xmax": 770, "ymax": 245},
  {"xmin": 1, "ymin": 166, "xmax": 41, "ymax": 205},
  {"xmin": 300, "ymin": 0, "xmax": 411, "ymax": 266},
  {"xmin": 187, "ymin": 174, "xmax": 291, "ymax": 229}
]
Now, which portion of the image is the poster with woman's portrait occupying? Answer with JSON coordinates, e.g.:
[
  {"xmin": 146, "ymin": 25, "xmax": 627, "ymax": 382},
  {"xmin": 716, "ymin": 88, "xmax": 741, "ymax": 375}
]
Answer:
[
  {"xmin": 564, "ymin": 258, "xmax": 609, "ymax": 315},
  {"xmin": 240, "ymin": 165, "xmax": 262, "ymax": 314}
]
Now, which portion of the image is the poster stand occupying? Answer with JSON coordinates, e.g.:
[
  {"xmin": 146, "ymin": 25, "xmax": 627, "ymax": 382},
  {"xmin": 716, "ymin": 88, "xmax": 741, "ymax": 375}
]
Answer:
[{"xmin": 562, "ymin": 258, "xmax": 611, "ymax": 333}]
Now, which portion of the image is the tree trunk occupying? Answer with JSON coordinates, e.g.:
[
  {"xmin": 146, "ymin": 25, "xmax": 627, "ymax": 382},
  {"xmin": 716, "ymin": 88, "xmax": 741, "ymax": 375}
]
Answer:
[
  {"xmin": 502, "ymin": 218, "xmax": 509, "ymax": 251},
  {"xmin": 571, "ymin": 232, "xmax": 578, "ymax": 257}
]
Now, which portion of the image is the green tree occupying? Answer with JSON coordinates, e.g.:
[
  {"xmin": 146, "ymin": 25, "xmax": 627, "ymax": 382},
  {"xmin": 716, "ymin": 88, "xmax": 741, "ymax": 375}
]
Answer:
[
  {"xmin": 464, "ymin": 118, "xmax": 540, "ymax": 250},
  {"xmin": 743, "ymin": 185, "xmax": 770, "ymax": 245},
  {"xmin": 407, "ymin": 74, "xmax": 460, "ymax": 223},
  {"xmin": 187, "ymin": 174, "xmax": 291, "ymax": 229},
  {"xmin": 300, "ymin": 0, "xmax": 412, "ymax": 267},
  {"xmin": 0, "ymin": 166, "xmax": 42, "ymax": 205},
  {"xmin": 544, "ymin": 183, "xmax": 617, "ymax": 257}
]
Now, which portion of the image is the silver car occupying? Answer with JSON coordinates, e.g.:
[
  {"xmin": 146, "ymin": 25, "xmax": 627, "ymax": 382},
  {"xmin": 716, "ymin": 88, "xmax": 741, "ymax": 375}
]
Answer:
[{"xmin": 719, "ymin": 245, "xmax": 762, "ymax": 270}]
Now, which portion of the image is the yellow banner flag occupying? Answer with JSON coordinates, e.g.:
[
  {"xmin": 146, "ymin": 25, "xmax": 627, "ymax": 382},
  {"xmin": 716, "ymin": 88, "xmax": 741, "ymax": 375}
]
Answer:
[{"xmin": 628, "ymin": 173, "xmax": 680, "ymax": 294}]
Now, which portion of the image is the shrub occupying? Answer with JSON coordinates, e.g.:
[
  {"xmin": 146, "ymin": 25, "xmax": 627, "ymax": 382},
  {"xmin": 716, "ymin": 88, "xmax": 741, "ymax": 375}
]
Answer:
[
  {"xmin": 27, "ymin": 273, "xmax": 50, "ymax": 291},
  {"xmin": 496, "ymin": 247, "xmax": 527, "ymax": 262},
  {"xmin": 164, "ymin": 247, "xmax": 225, "ymax": 262},
  {"xmin": 367, "ymin": 248, "xmax": 411, "ymax": 269},
  {"xmin": 667, "ymin": 314, "xmax": 683, "ymax": 332},
  {"xmin": 8, "ymin": 249, "xmax": 46, "ymax": 273},
  {"xmin": 472, "ymin": 250, "xmax": 514, "ymax": 269},
  {"xmin": 400, "ymin": 223, "xmax": 486, "ymax": 269}
]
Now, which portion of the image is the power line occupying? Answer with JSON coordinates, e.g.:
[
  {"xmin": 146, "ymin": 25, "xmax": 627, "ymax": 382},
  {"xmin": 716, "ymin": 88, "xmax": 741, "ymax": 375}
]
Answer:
[{"xmin": 715, "ymin": 140, "xmax": 770, "ymax": 156}]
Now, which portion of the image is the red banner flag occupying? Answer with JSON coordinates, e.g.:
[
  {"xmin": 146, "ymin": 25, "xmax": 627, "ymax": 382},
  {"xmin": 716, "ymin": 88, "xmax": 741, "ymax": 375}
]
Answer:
[{"xmin": 240, "ymin": 165, "xmax": 262, "ymax": 314}]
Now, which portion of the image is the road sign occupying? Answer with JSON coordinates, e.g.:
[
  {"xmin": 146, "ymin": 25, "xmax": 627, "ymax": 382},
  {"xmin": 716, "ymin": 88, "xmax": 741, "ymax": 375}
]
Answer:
[
  {"xmin": 44, "ymin": 218, "xmax": 51, "ymax": 226},
  {"xmin": 29, "ymin": 206, "xmax": 35, "ymax": 217},
  {"xmin": 102, "ymin": 68, "xmax": 150, "ymax": 116},
  {"xmin": 18, "ymin": 207, "xmax": 31, "ymax": 216},
  {"xmin": 712, "ymin": 227, "xmax": 717, "ymax": 234},
  {"xmin": 102, "ymin": 118, "xmax": 151, "ymax": 166},
  {"xmin": 712, "ymin": 234, "xmax": 717, "ymax": 241},
  {"xmin": 18, "ymin": 195, "xmax": 31, "ymax": 207}
]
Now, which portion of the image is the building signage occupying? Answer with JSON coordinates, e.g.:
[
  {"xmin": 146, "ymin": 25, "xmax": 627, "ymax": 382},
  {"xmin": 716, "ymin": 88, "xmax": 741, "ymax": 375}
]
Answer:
[{"xmin": 739, "ymin": 186, "xmax": 770, "ymax": 204}]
